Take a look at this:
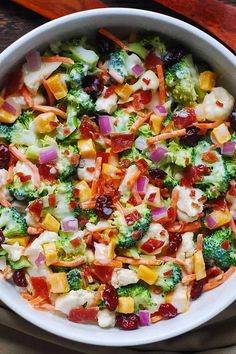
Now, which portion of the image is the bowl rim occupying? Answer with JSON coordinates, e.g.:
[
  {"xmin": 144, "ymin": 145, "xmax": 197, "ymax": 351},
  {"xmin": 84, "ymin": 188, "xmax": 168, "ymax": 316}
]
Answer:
[{"xmin": 0, "ymin": 7, "xmax": 235, "ymax": 347}]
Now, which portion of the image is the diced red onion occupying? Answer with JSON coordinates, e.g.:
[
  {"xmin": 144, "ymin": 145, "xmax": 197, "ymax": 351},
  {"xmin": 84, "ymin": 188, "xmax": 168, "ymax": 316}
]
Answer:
[
  {"xmin": 61, "ymin": 217, "xmax": 79, "ymax": 232},
  {"xmin": 221, "ymin": 141, "xmax": 236, "ymax": 156},
  {"xmin": 139, "ymin": 310, "xmax": 150, "ymax": 326},
  {"xmin": 150, "ymin": 146, "xmax": 167, "ymax": 163},
  {"xmin": 2, "ymin": 100, "xmax": 17, "ymax": 115},
  {"xmin": 154, "ymin": 105, "xmax": 167, "ymax": 117},
  {"xmin": 131, "ymin": 64, "xmax": 144, "ymax": 77},
  {"xmin": 151, "ymin": 207, "xmax": 168, "ymax": 221},
  {"xmin": 25, "ymin": 50, "xmax": 41, "ymax": 71},
  {"xmin": 135, "ymin": 136, "xmax": 148, "ymax": 151},
  {"xmin": 98, "ymin": 115, "xmax": 114, "ymax": 135},
  {"xmin": 35, "ymin": 252, "xmax": 45, "ymax": 267},
  {"xmin": 39, "ymin": 147, "xmax": 58, "ymax": 164},
  {"xmin": 136, "ymin": 176, "xmax": 149, "ymax": 194},
  {"xmin": 206, "ymin": 214, "xmax": 217, "ymax": 229}
]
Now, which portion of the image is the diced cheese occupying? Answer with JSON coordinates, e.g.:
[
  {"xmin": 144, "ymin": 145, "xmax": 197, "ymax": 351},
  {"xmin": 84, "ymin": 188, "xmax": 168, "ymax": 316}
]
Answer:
[
  {"xmin": 111, "ymin": 269, "xmax": 138, "ymax": 288},
  {"xmin": 46, "ymin": 73, "xmax": 68, "ymax": 100},
  {"xmin": 74, "ymin": 180, "xmax": 91, "ymax": 203},
  {"xmin": 194, "ymin": 250, "xmax": 206, "ymax": 281},
  {"xmin": 6, "ymin": 237, "xmax": 30, "ymax": 247},
  {"xmin": 24, "ymin": 230, "xmax": 58, "ymax": 263},
  {"xmin": 77, "ymin": 139, "xmax": 96, "ymax": 159},
  {"xmin": 199, "ymin": 71, "xmax": 216, "ymax": 91},
  {"xmin": 118, "ymin": 297, "xmax": 134, "ymax": 314},
  {"xmin": 43, "ymin": 242, "xmax": 58, "ymax": 266},
  {"xmin": 55, "ymin": 289, "xmax": 95, "ymax": 314},
  {"xmin": 41, "ymin": 213, "xmax": 60, "ymax": 233},
  {"xmin": 48, "ymin": 272, "xmax": 69, "ymax": 293},
  {"xmin": 211, "ymin": 123, "xmax": 231, "ymax": 145},
  {"xmin": 102, "ymin": 163, "xmax": 122, "ymax": 179},
  {"xmin": 150, "ymin": 114, "xmax": 164, "ymax": 135},
  {"xmin": 137, "ymin": 265, "xmax": 158, "ymax": 285}
]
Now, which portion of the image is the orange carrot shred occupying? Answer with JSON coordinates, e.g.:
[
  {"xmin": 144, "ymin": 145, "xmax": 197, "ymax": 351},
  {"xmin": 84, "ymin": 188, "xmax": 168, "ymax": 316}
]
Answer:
[
  {"xmin": 115, "ymin": 256, "xmax": 162, "ymax": 266},
  {"xmin": 52, "ymin": 257, "xmax": 86, "ymax": 267},
  {"xmin": 197, "ymin": 234, "xmax": 203, "ymax": 251},
  {"xmin": 41, "ymin": 56, "xmax": 74, "ymax": 65},
  {"xmin": 21, "ymin": 85, "xmax": 33, "ymax": 107},
  {"xmin": 156, "ymin": 64, "xmax": 166, "ymax": 105},
  {"xmin": 32, "ymin": 105, "xmax": 66, "ymax": 119},
  {"xmin": 169, "ymin": 189, "xmax": 179, "ymax": 223},
  {"xmin": 0, "ymin": 196, "xmax": 12, "ymax": 208},
  {"xmin": 98, "ymin": 28, "xmax": 129, "ymax": 51},
  {"xmin": 182, "ymin": 274, "xmax": 196, "ymax": 285},
  {"xmin": 41, "ymin": 78, "xmax": 55, "ymax": 106},
  {"xmin": 147, "ymin": 128, "xmax": 186, "ymax": 144},
  {"xmin": 130, "ymin": 112, "xmax": 152, "ymax": 133},
  {"xmin": 151, "ymin": 314, "xmax": 163, "ymax": 323},
  {"xmin": 203, "ymin": 266, "xmax": 236, "ymax": 292}
]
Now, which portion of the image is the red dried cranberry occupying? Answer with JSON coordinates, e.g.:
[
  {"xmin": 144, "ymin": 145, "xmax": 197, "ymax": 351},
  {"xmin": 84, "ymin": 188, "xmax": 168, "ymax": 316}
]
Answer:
[
  {"xmin": 82, "ymin": 75, "xmax": 104, "ymax": 99},
  {"xmin": 0, "ymin": 144, "xmax": 10, "ymax": 169},
  {"xmin": 103, "ymin": 284, "xmax": 118, "ymax": 311},
  {"xmin": 168, "ymin": 233, "xmax": 182, "ymax": 254},
  {"xmin": 95, "ymin": 195, "xmax": 113, "ymax": 219},
  {"xmin": 116, "ymin": 313, "xmax": 139, "ymax": 330},
  {"xmin": 13, "ymin": 269, "xmax": 27, "ymax": 287},
  {"xmin": 97, "ymin": 32, "xmax": 115, "ymax": 56},
  {"xmin": 162, "ymin": 46, "xmax": 185, "ymax": 68},
  {"xmin": 230, "ymin": 108, "xmax": 236, "ymax": 132},
  {"xmin": 190, "ymin": 280, "xmax": 203, "ymax": 300},
  {"xmin": 173, "ymin": 108, "xmax": 196, "ymax": 129},
  {"xmin": 179, "ymin": 126, "xmax": 200, "ymax": 147},
  {"xmin": 159, "ymin": 303, "xmax": 177, "ymax": 319},
  {"xmin": 149, "ymin": 168, "xmax": 167, "ymax": 187},
  {"xmin": 0, "ymin": 230, "xmax": 5, "ymax": 246}
]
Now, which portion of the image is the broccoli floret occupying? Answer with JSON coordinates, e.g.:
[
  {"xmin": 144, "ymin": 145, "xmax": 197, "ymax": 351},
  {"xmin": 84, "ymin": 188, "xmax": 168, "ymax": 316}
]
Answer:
[
  {"xmin": 203, "ymin": 227, "xmax": 236, "ymax": 269},
  {"xmin": 163, "ymin": 175, "xmax": 178, "ymax": 189},
  {"xmin": 0, "ymin": 124, "xmax": 11, "ymax": 141},
  {"xmin": 140, "ymin": 31, "xmax": 167, "ymax": 56},
  {"xmin": 10, "ymin": 111, "xmax": 38, "ymax": 146},
  {"xmin": 56, "ymin": 144, "xmax": 79, "ymax": 180},
  {"xmin": 0, "ymin": 207, "xmax": 27, "ymax": 237},
  {"xmin": 137, "ymin": 123, "xmax": 152, "ymax": 138},
  {"xmin": 56, "ymin": 231, "xmax": 86, "ymax": 261},
  {"xmin": 67, "ymin": 61, "xmax": 89, "ymax": 89},
  {"xmin": 165, "ymin": 54, "xmax": 199, "ymax": 105},
  {"xmin": 74, "ymin": 206, "xmax": 98, "ymax": 224},
  {"xmin": 109, "ymin": 49, "xmax": 128, "ymax": 79},
  {"xmin": 113, "ymin": 204, "xmax": 151, "ymax": 248},
  {"xmin": 158, "ymin": 141, "xmax": 193, "ymax": 169},
  {"xmin": 193, "ymin": 141, "xmax": 230, "ymax": 199},
  {"xmin": 117, "ymin": 283, "xmax": 152, "ymax": 311},
  {"xmin": 224, "ymin": 157, "xmax": 236, "ymax": 179},
  {"xmin": 127, "ymin": 42, "xmax": 148, "ymax": 59},
  {"xmin": 44, "ymin": 182, "xmax": 74, "ymax": 220},
  {"xmin": 155, "ymin": 262, "xmax": 182, "ymax": 292},
  {"xmin": 8, "ymin": 256, "xmax": 31, "ymax": 269},
  {"xmin": 60, "ymin": 38, "xmax": 99, "ymax": 67},
  {"xmin": 113, "ymin": 108, "xmax": 136, "ymax": 133},
  {"xmin": 121, "ymin": 146, "xmax": 153, "ymax": 169},
  {"xmin": 67, "ymin": 269, "xmax": 81, "ymax": 290}
]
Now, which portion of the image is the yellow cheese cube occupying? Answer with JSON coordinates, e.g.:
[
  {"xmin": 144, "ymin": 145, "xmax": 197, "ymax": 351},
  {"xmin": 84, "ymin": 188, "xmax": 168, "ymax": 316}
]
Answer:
[
  {"xmin": 209, "ymin": 210, "xmax": 231, "ymax": 229},
  {"xmin": 43, "ymin": 242, "xmax": 58, "ymax": 266},
  {"xmin": 46, "ymin": 73, "xmax": 68, "ymax": 100},
  {"xmin": 75, "ymin": 180, "xmax": 91, "ymax": 203},
  {"xmin": 199, "ymin": 71, "xmax": 216, "ymax": 91},
  {"xmin": 211, "ymin": 123, "xmax": 231, "ymax": 145},
  {"xmin": 6, "ymin": 237, "xmax": 30, "ymax": 247},
  {"xmin": 106, "ymin": 149, "xmax": 119, "ymax": 167},
  {"xmin": 34, "ymin": 112, "xmax": 57, "ymax": 133},
  {"xmin": 0, "ymin": 108, "xmax": 18, "ymax": 124},
  {"xmin": 48, "ymin": 272, "xmax": 69, "ymax": 293},
  {"xmin": 118, "ymin": 297, "xmax": 134, "ymax": 314},
  {"xmin": 150, "ymin": 114, "xmax": 164, "ymax": 135},
  {"xmin": 77, "ymin": 139, "xmax": 96, "ymax": 158},
  {"xmin": 194, "ymin": 250, "xmax": 206, "ymax": 281},
  {"xmin": 137, "ymin": 265, "xmax": 158, "ymax": 285},
  {"xmin": 102, "ymin": 163, "xmax": 122, "ymax": 179},
  {"xmin": 41, "ymin": 213, "xmax": 60, "ymax": 233},
  {"xmin": 115, "ymin": 83, "xmax": 133, "ymax": 101}
]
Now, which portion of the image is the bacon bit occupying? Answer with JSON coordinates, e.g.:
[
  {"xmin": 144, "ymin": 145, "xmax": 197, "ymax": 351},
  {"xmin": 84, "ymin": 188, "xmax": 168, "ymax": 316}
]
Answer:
[
  {"xmin": 160, "ymin": 188, "xmax": 170, "ymax": 198},
  {"xmin": 69, "ymin": 201, "xmax": 78, "ymax": 209},
  {"xmin": 41, "ymin": 56, "xmax": 74, "ymax": 64},
  {"xmin": 182, "ymin": 274, "xmax": 196, "ymax": 285},
  {"xmin": 130, "ymin": 112, "xmax": 152, "ymax": 133},
  {"xmin": 206, "ymin": 266, "xmax": 223, "ymax": 278},
  {"xmin": 142, "ymin": 78, "xmax": 150, "ymax": 85},
  {"xmin": 230, "ymin": 218, "xmax": 236, "ymax": 238},
  {"xmin": 63, "ymin": 126, "xmax": 71, "ymax": 136},
  {"xmin": 49, "ymin": 121, "xmax": 59, "ymax": 127},
  {"xmin": 48, "ymin": 194, "xmax": 56, "ymax": 207},
  {"xmin": 98, "ymin": 28, "xmax": 129, "ymax": 51},
  {"xmin": 86, "ymin": 166, "xmax": 95, "ymax": 173},
  {"xmin": 132, "ymin": 230, "xmax": 142, "ymax": 240},
  {"xmin": 115, "ymin": 256, "xmax": 162, "ymax": 266},
  {"xmin": 169, "ymin": 189, "xmax": 179, "ymax": 223},
  {"xmin": 221, "ymin": 240, "xmax": 230, "ymax": 250},
  {"xmin": 32, "ymin": 105, "xmax": 66, "ymax": 119},
  {"xmin": 190, "ymin": 190, "xmax": 196, "ymax": 198},
  {"xmin": 203, "ymin": 266, "xmax": 236, "ymax": 292},
  {"xmin": 147, "ymin": 128, "xmax": 186, "ymax": 144},
  {"xmin": 132, "ymin": 93, "xmax": 145, "ymax": 111},
  {"xmin": 16, "ymin": 172, "xmax": 31, "ymax": 183},
  {"xmin": 104, "ymin": 86, "xmax": 116, "ymax": 98},
  {"xmin": 131, "ymin": 185, "xmax": 142, "ymax": 205},
  {"xmin": 164, "ymin": 270, "xmax": 173, "ymax": 276},
  {"xmin": 41, "ymin": 78, "xmax": 55, "ymax": 106},
  {"xmin": 148, "ymin": 192, "xmax": 157, "ymax": 203},
  {"xmin": 156, "ymin": 64, "xmax": 166, "ymax": 105},
  {"xmin": 52, "ymin": 257, "xmax": 86, "ymax": 267},
  {"xmin": 151, "ymin": 314, "xmax": 163, "ymax": 323},
  {"xmin": 165, "ymin": 220, "xmax": 201, "ymax": 233},
  {"xmin": 197, "ymin": 234, "xmax": 203, "ymax": 251},
  {"xmin": 7, "ymin": 155, "xmax": 16, "ymax": 184},
  {"xmin": 73, "ymin": 188, "xmax": 80, "ymax": 199},
  {"xmin": 216, "ymin": 100, "xmax": 223, "ymax": 107},
  {"xmin": 0, "ymin": 196, "xmax": 12, "ymax": 208},
  {"xmin": 202, "ymin": 151, "xmax": 219, "ymax": 163},
  {"xmin": 70, "ymin": 153, "xmax": 80, "ymax": 165},
  {"xmin": 27, "ymin": 226, "xmax": 44, "ymax": 235},
  {"xmin": 110, "ymin": 133, "xmax": 135, "ymax": 153},
  {"xmin": 20, "ymin": 85, "xmax": 33, "ymax": 107}
]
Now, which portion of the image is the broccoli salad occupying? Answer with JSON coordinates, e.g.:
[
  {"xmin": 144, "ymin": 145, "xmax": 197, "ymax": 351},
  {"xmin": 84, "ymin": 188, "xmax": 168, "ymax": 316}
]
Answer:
[{"xmin": 0, "ymin": 28, "xmax": 235, "ymax": 330}]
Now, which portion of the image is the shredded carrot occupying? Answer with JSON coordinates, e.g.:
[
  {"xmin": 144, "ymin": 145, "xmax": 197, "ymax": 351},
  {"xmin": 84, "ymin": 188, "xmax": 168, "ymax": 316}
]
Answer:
[
  {"xmin": 169, "ymin": 189, "xmax": 179, "ymax": 223},
  {"xmin": 52, "ymin": 257, "xmax": 86, "ymax": 267},
  {"xmin": 21, "ymin": 85, "xmax": 33, "ymax": 107},
  {"xmin": 156, "ymin": 65, "xmax": 166, "ymax": 105},
  {"xmin": 182, "ymin": 274, "xmax": 196, "ymax": 285},
  {"xmin": 115, "ymin": 256, "xmax": 162, "ymax": 266},
  {"xmin": 194, "ymin": 121, "xmax": 222, "ymax": 131},
  {"xmin": 91, "ymin": 157, "xmax": 103, "ymax": 198},
  {"xmin": 0, "ymin": 195, "xmax": 12, "ymax": 208},
  {"xmin": 158, "ymin": 256, "xmax": 186, "ymax": 268},
  {"xmin": 29, "ymin": 296, "xmax": 45, "ymax": 306},
  {"xmin": 131, "ymin": 185, "xmax": 143, "ymax": 205},
  {"xmin": 93, "ymin": 259, "xmax": 123, "ymax": 268},
  {"xmin": 80, "ymin": 200, "xmax": 96, "ymax": 210},
  {"xmin": 21, "ymin": 291, "xmax": 33, "ymax": 300},
  {"xmin": 89, "ymin": 284, "xmax": 105, "ymax": 307},
  {"xmin": 7, "ymin": 155, "xmax": 16, "ymax": 184},
  {"xmin": 230, "ymin": 218, "xmax": 236, "ymax": 238},
  {"xmin": 147, "ymin": 128, "xmax": 186, "ymax": 144},
  {"xmin": 161, "ymin": 121, "xmax": 174, "ymax": 134},
  {"xmin": 130, "ymin": 112, "xmax": 152, "ymax": 133},
  {"xmin": 203, "ymin": 266, "xmax": 236, "ymax": 292},
  {"xmin": 197, "ymin": 234, "xmax": 203, "ymax": 251},
  {"xmin": 41, "ymin": 78, "xmax": 55, "ymax": 106},
  {"xmin": 32, "ymin": 105, "xmax": 66, "ymax": 119},
  {"xmin": 98, "ymin": 28, "xmax": 129, "ymax": 51},
  {"xmin": 208, "ymin": 273, "xmax": 223, "ymax": 283},
  {"xmin": 27, "ymin": 226, "xmax": 44, "ymax": 235},
  {"xmin": 165, "ymin": 220, "xmax": 201, "ymax": 233},
  {"xmin": 127, "ymin": 169, "xmax": 141, "ymax": 189},
  {"xmin": 115, "ymin": 201, "xmax": 126, "ymax": 215},
  {"xmin": 151, "ymin": 314, "xmax": 163, "ymax": 323},
  {"xmin": 98, "ymin": 61, "xmax": 109, "ymax": 82},
  {"xmin": 41, "ymin": 56, "xmax": 74, "ymax": 65}
]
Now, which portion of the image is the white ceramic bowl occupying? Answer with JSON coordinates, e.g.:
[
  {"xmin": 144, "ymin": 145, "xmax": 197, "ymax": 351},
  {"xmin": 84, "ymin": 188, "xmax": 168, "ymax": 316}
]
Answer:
[{"xmin": 0, "ymin": 8, "xmax": 235, "ymax": 347}]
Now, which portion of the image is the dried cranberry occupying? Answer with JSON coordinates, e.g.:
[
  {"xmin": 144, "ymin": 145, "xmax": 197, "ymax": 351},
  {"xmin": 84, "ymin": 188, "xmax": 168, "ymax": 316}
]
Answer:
[
  {"xmin": 168, "ymin": 233, "xmax": 182, "ymax": 254},
  {"xmin": 149, "ymin": 168, "xmax": 167, "ymax": 187},
  {"xmin": 162, "ymin": 46, "xmax": 185, "ymax": 68},
  {"xmin": 158, "ymin": 303, "xmax": 177, "ymax": 319},
  {"xmin": 0, "ymin": 230, "xmax": 5, "ymax": 246},
  {"xmin": 116, "ymin": 313, "xmax": 139, "ymax": 330},
  {"xmin": 95, "ymin": 195, "xmax": 113, "ymax": 219},
  {"xmin": 0, "ymin": 144, "xmax": 10, "ymax": 169},
  {"xmin": 190, "ymin": 280, "xmax": 203, "ymax": 300},
  {"xmin": 103, "ymin": 284, "xmax": 118, "ymax": 311},
  {"xmin": 13, "ymin": 269, "xmax": 27, "ymax": 287},
  {"xmin": 173, "ymin": 108, "xmax": 196, "ymax": 129},
  {"xmin": 82, "ymin": 75, "xmax": 104, "ymax": 100},
  {"xmin": 97, "ymin": 32, "xmax": 115, "ymax": 56},
  {"xmin": 230, "ymin": 108, "xmax": 236, "ymax": 132},
  {"xmin": 179, "ymin": 126, "xmax": 201, "ymax": 147}
]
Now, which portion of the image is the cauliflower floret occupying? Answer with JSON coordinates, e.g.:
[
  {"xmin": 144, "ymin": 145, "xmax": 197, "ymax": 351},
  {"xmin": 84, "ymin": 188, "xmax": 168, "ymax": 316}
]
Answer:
[
  {"xmin": 111, "ymin": 269, "xmax": 138, "ymax": 288},
  {"xmin": 175, "ymin": 186, "xmax": 204, "ymax": 223},
  {"xmin": 0, "ymin": 169, "xmax": 12, "ymax": 202},
  {"xmin": 148, "ymin": 292, "xmax": 165, "ymax": 314},
  {"xmin": 176, "ymin": 232, "xmax": 195, "ymax": 272},
  {"xmin": 55, "ymin": 289, "xmax": 94, "ymax": 315},
  {"xmin": 197, "ymin": 87, "xmax": 234, "ymax": 122},
  {"xmin": 2, "ymin": 242, "xmax": 24, "ymax": 261},
  {"xmin": 118, "ymin": 165, "xmax": 139, "ymax": 200},
  {"xmin": 94, "ymin": 242, "xmax": 114, "ymax": 264},
  {"xmin": 131, "ymin": 70, "xmax": 159, "ymax": 92},
  {"xmin": 166, "ymin": 284, "xmax": 189, "ymax": 313},
  {"xmin": 0, "ymin": 256, "xmax": 7, "ymax": 271},
  {"xmin": 138, "ymin": 223, "xmax": 169, "ymax": 255},
  {"xmin": 97, "ymin": 309, "xmax": 115, "ymax": 328},
  {"xmin": 125, "ymin": 53, "xmax": 143, "ymax": 76},
  {"xmin": 226, "ymin": 192, "xmax": 236, "ymax": 220},
  {"xmin": 85, "ymin": 221, "xmax": 110, "ymax": 232},
  {"xmin": 95, "ymin": 90, "xmax": 118, "ymax": 114},
  {"xmin": 77, "ymin": 158, "xmax": 96, "ymax": 183},
  {"xmin": 24, "ymin": 230, "xmax": 58, "ymax": 263}
]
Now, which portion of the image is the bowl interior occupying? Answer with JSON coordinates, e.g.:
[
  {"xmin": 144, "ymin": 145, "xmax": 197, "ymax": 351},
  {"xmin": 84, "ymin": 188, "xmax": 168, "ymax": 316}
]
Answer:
[{"xmin": 0, "ymin": 8, "xmax": 235, "ymax": 346}]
